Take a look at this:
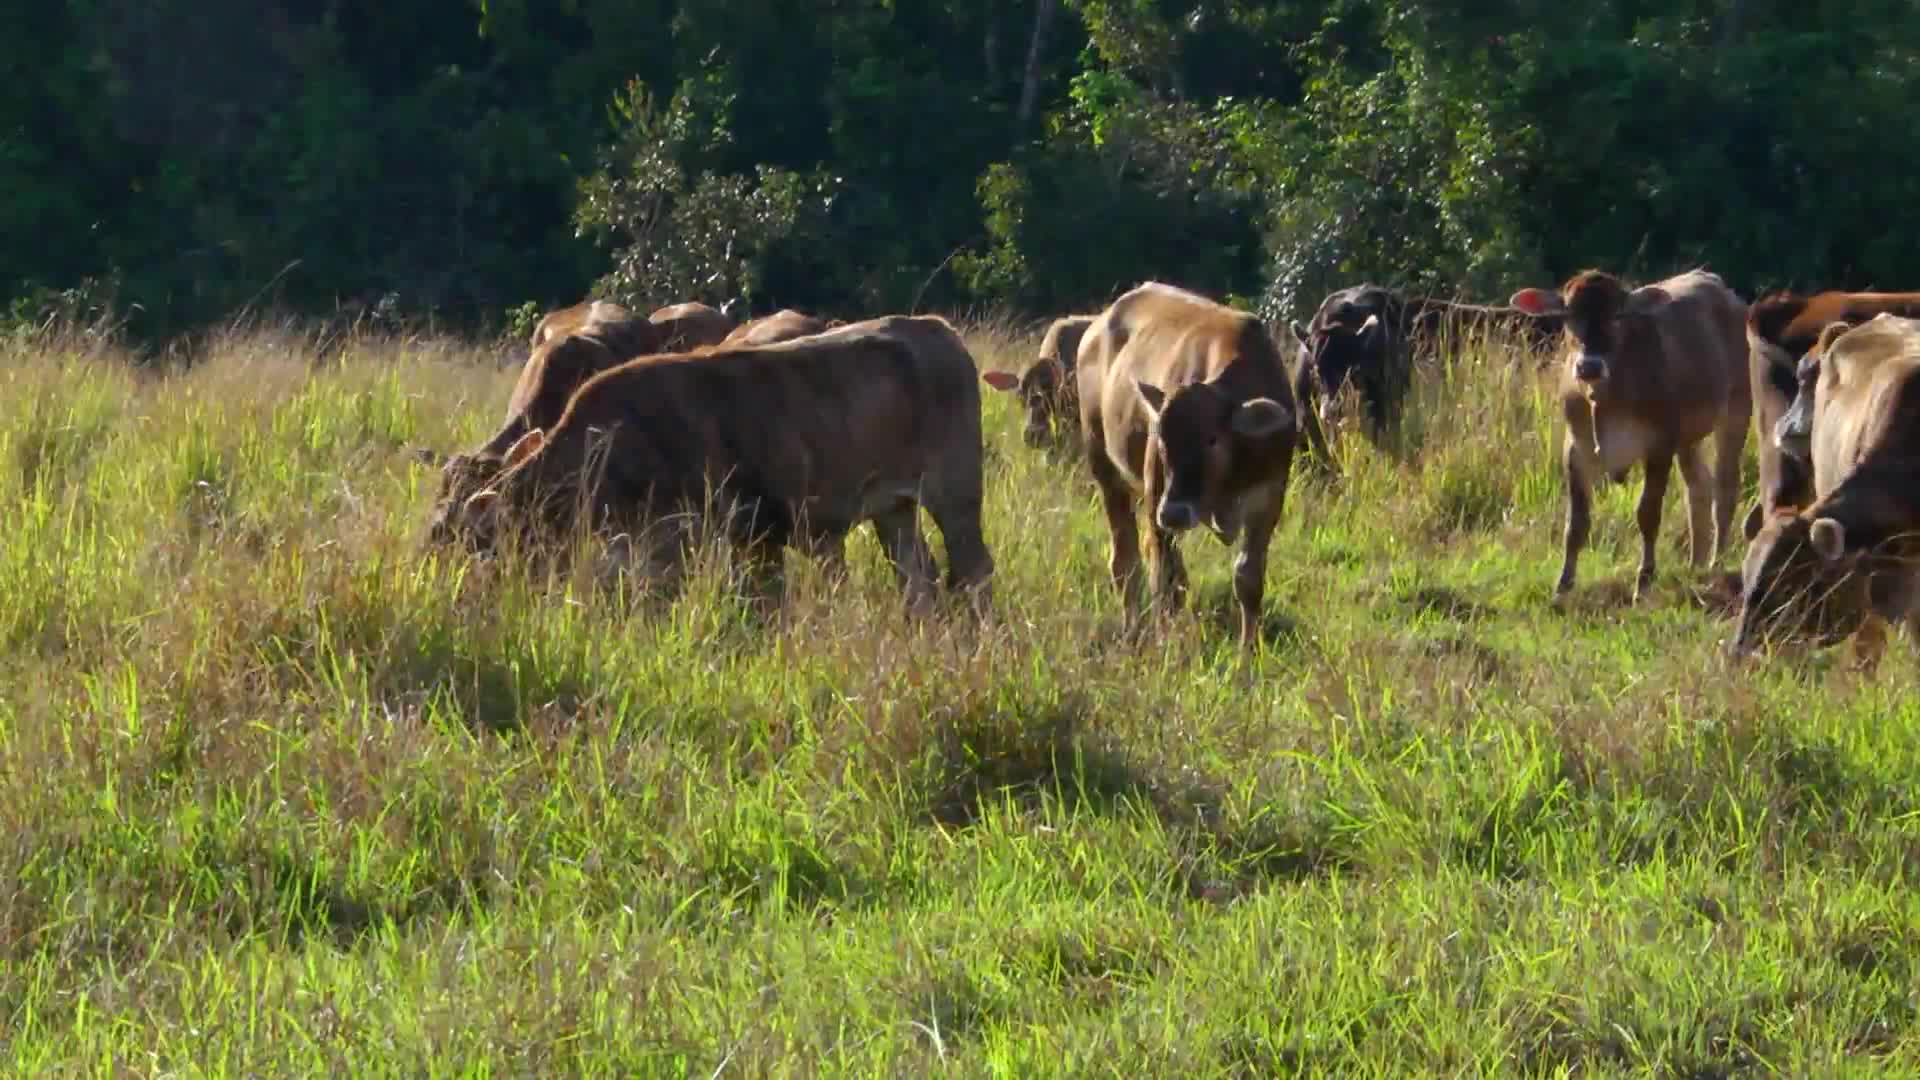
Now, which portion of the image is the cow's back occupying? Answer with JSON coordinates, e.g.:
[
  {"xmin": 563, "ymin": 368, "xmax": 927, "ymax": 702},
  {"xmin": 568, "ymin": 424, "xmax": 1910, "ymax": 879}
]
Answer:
[
  {"xmin": 1811, "ymin": 315, "xmax": 1920, "ymax": 498},
  {"xmin": 1629, "ymin": 271, "xmax": 1749, "ymax": 413},
  {"xmin": 647, "ymin": 302, "xmax": 735, "ymax": 350}
]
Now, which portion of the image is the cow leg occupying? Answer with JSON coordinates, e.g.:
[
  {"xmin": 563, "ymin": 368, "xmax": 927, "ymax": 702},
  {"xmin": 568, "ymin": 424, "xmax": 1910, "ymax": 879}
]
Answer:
[
  {"xmin": 1851, "ymin": 612, "xmax": 1889, "ymax": 674},
  {"xmin": 1633, "ymin": 448, "xmax": 1675, "ymax": 603},
  {"xmin": 1139, "ymin": 452, "xmax": 1188, "ymax": 617},
  {"xmin": 923, "ymin": 489, "xmax": 995, "ymax": 602},
  {"xmin": 1675, "ymin": 441, "xmax": 1715, "ymax": 569},
  {"xmin": 1089, "ymin": 452, "xmax": 1145, "ymax": 617},
  {"xmin": 1233, "ymin": 502, "xmax": 1284, "ymax": 648},
  {"xmin": 1711, "ymin": 415, "xmax": 1748, "ymax": 560},
  {"xmin": 871, "ymin": 503, "xmax": 938, "ymax": 611},
  {"xmin": 1555, "ymin": 435, "xmax": 1595, "ymax": 601},
  {"xmin": 734, "ymin": 539, "xmax": 786, "ymax": 613}
]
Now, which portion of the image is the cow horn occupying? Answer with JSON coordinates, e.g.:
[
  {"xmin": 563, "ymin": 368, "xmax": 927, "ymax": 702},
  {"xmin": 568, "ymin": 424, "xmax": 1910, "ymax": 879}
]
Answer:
[
  {"xmin": 464, "ymin": 488, "xmax": 501, "ymax": 516},
  {"xmin": 1356, "ymin": 312, "xmax": 1380, "ymax": 334}
]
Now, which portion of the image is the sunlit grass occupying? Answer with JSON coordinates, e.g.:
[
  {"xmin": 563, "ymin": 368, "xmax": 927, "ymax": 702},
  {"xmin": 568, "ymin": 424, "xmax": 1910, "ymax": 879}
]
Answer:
[{"xmin": 1, "ymin": 314, "xmax": 1917, "ymax": 1073}]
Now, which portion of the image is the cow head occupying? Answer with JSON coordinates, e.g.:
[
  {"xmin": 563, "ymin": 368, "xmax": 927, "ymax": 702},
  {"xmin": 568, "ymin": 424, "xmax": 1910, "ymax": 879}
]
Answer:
[
  {"xmin": 1730, "ymin": 510, "xmax": 1867, "ymax": 657},
  {"xmin": 1133, "ymin": 379, "xmax": 1293, "ymax": 540},
  {"xmin": 1511, "ymin": 271, "xmax": 1647, "ymax": 391},
  {"xmin": 424, "ymin": 429, "xmax": 545, "ymax": 552},
  {"xmin": 981, "ymin": 362, "xmax": 1070, "ymax": 447},
  {"xmin": 1773, "ymin": 320, "xmax": 1852, "ymax": 463},
  {"xmin": 1293, "ymin": 287, "xmax": 1394, "ymax": 429}
]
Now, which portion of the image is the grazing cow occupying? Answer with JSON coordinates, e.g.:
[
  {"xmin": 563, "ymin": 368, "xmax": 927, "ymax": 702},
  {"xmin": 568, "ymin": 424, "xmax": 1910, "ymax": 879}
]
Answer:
[
  {"xmin": 1508, "ymin": 269, "xmax": 1751, "ymax": 603},
  {"xmin": 1733, "ymin": 314, "xmax": 1920, "ymax": 664},
  {"xmin": 1287, "ymin": 284, "xmax": 1564, "ymax": 456},
  {"xmin": 1742, "ymin": 289, "xmax": 1920, "ymax": 536},
  {"xmin": 980, "ymin": 314, "xmax": 1097, "ymax": 448},
  {"xmin": 426, "ymin": 316, "xmax": 995, "ymax": 609},
  {"xmin": 646, "ymin": 301, "xmax": 736, "ymax": 351},
  {"xmin": 721, "ymin": 309, "xmax": 831, "ymax": 347},
  {"xmin": 1078, "ymin": 282, "xmax": 1299, "ymax": 645}
]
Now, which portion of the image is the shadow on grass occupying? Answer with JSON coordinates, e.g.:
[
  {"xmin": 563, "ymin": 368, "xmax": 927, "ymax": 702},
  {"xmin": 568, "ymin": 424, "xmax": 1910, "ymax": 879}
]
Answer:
[{"xmin": 921, "ymin": 693, "xmax": 1353, "ymax": 899}]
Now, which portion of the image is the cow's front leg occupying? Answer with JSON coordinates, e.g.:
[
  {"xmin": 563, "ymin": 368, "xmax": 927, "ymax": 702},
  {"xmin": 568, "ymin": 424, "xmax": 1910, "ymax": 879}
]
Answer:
[{"xmin": 1233, "ymin": 502, "xmax": 1283, "ymax": 648}]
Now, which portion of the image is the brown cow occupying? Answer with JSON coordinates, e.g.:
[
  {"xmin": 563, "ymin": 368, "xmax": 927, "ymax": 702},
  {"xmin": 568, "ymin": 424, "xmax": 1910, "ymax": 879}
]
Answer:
[
  {"xmin": 1508, "ymin": 269, "xmax": 1751, "ymax": 603},
  {"xmin": 1733, "ymin": 314, "xmax": 1920, "ymax": 665},
  {"xmin": 981, "ymin": 314, "xmax": 1097, "ymax": 448},
  {"xmin": 1078, "ymin": 282, "xmax": 1299, "ymax": 645},
  {"xmin": 720, "ymin": 309, "xmax": 831, "ymax": 347},
  {"xmin": 427, "ymin": 316, "xmax": 995, "ymax": 609},
  {"xmin": 647, "ymin": 301, "xmax": 736, "ymax": 351},
  {"xmin": 1288, "ymin": 285, "xmax": 1565, "ymax": 458},
  {"xmin": 530, "ymin": 300, "xmax": 631, "ymax": 350},
  {"xmin": 1742, "ymin": 289, "xmax": 1920, "ymax": 536}
]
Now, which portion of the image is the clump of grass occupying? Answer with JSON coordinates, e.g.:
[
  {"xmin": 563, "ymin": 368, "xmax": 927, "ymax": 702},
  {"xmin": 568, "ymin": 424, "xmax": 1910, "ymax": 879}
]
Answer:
[{"xmin": 0, "ymin": 313, "xmax": 1915, "ymax": 1074}]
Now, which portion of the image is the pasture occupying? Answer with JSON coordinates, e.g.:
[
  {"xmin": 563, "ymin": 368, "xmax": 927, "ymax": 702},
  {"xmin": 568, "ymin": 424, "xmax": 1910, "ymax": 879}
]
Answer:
[{"xmin": 2, "ymin": 319, "xmax": 1917, "ymax": 1074}]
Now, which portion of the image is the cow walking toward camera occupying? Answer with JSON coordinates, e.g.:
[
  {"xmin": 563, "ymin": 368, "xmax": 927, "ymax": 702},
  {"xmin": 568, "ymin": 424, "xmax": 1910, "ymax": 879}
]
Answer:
[
  {"xmin": 1077, "ymin": 282, "xmax": 1299, "ymax": 645},
  {"xmin": 1509, "ymin": 269, "xmax": 1751, "ymax": 603}
]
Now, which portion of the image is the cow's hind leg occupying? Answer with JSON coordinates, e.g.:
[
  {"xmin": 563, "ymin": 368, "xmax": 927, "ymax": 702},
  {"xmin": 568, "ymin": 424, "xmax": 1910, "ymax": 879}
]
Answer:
[
  {"xmin": 1676, "ymin": 440, "xmax": 1715, "ymax": 570},
  {"xmin": 1633, "ymin": 448, "xmax": 1675, "ymax": 603}
]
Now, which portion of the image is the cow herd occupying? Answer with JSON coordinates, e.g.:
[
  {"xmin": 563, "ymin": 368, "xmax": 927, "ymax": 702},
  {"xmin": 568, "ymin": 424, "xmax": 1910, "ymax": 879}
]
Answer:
[{"xmin": 415, "ymin": 273, "xmax": 1920, "ymax": 667}]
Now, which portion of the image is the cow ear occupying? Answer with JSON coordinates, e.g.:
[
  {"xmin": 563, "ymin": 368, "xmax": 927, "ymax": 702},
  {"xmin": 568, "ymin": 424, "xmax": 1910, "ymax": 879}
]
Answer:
[
  {"xmin": 1287, "ymin": 320, "xmax": 1309, "ymax": 345},
  {"xmin": 1509, "ymin": 288, "xmax": 1565, "ymax": 316},
  {"xmin": 1231, "ymin": 397, "xmax": 1294, "ymax": 439},
  {"xmin": 1809, "ymin": 517, "xmax": 1847, "ymax": 561},
  {"xmin": 1134, "ymin": 379, "xmax": 1166, "ymax": 418},
  {"xmin": 463, "ymin": 488, "xmax": 500, "ymax": 516},
  {"xmin": 503, "ymin": 428, "xmax": 545, "ymax": 469},
  {"xmin": 980, "ymin": 370, "xmax": 1020, "ymax": 392}
]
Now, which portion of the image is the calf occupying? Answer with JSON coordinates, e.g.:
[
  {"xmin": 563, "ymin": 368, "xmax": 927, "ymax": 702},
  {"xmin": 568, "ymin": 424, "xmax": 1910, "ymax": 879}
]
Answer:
[
  {"xmin": 1508, "ymin": 269, "xmax": 1751, "ymax": 603},
  {"xmin": 1733, "ymin": 314, "xmax": 1920, "ymax": 665},
  {"xmin": 721, "ymin": 309, "xmax": 831, "ymax": 347},
  {"xmin": 1079, "ymin": 282, "xmax": 1299, "ymax": 645},
  {"xmin": 427, "ymin": 316, "xmax": 995, "ymax": 609},
  {"xmin": 981, "ymin": 314, "xmax": 1096, "ymax": 448},
  {"xmin": 1742, "ymin": 289, "xmax": 1920, "ymax": 536},
  {"xmin": 1287, "ymin": 285, "xmax": 1564, "ymax": 456}
]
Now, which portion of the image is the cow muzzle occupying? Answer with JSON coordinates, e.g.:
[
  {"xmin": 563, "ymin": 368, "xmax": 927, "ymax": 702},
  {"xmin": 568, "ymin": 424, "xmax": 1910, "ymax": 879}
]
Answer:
[
  {"xmin": 1772, "ymin": 412, "xmax": 1812, "ymax": 462},
  {"xmin": 1156, "ymin": 500, "xmax": 1200, "ymax": 532},
  {"xmin": 1573, "ymin": 354, "xmax": 1609, "ymax": 383}
]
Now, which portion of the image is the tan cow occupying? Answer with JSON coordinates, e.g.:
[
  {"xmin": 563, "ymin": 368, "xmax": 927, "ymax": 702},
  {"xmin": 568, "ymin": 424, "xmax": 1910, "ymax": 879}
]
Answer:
[
  {"xmin": 981, "ymin": 314, "xmax": 1097, "ymax": 448},
  {"xmin": 1742, "ymin": 289, "xmax": 1920, "ymax": 537},
  {"xmin": 1509, "ymin": 269, "xmax": 1751, "ymax": 603},
  {"xmin": 530, "ymin": 300, "xmax": 631, "ymax": 350},
  {"xmin": 646, "ymin": 301, "xmax": 735, "ymax": 351},
  {"xmin": 720, "ymin": 309, "xmax": 831, "ymax": 347},
  {"xmin": 1733, "ymin": 314, "xmax": 1920, "ymax": 664},
  {"xmin": 427, "ymin": 317, "xmax": 995, "ymax": 610},
  {"xmin": 1077, "ymin": 282, "xmax": 1299, "ymax": 645}
]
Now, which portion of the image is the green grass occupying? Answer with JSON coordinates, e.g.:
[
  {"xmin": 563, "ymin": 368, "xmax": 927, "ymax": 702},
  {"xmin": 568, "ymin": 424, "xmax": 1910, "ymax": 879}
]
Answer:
[{"xmin": 2, "ymin": 318, "xmax": 1918, "ymax": 1075}]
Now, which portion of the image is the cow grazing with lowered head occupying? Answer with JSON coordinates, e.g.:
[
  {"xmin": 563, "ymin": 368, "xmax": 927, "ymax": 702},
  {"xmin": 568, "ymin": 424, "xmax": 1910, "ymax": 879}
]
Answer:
[
  {"xmin": 426, "ymin": 316, "xmax": 995, "ymax": 611},
  {"xmin": 1508, "ymin": 269, "xmax": 1751, "ymax": 603},
  {"xmin": 1742, "ymin": 289, "xmax": 1920, "ymax": 536},
  {"xmin": 1287, "ymin": 284, "xmax": 1565, "ymax": 458},
  {"xmin": 1733, "ymin": 313, "xmax": 1920, "ymax": 666},
  {"xmin": 1078, "ymin": 282, "xmax": 1299, "ymax": 646},
  {"xmin": 720, "ymin": 309, "xmax": 831, "ymax": 347},
  {"xmin": 646, "ymin": 301, "xmax": 736, "ymax": 351},
  {"xmin": 980, "ymin": 314, "xmax": 1097, "ymax": 448}
]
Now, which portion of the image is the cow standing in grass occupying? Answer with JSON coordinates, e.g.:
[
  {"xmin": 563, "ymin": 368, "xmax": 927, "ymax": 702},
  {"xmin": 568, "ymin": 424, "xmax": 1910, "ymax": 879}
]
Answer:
[
  {"xmin": 1077, "ymin": 282, "xmax": 1299, "ymax": 646},
  {"xmin": 980, "ymin": 314, "xmax": 1096, "ymax": 449},
  {"xmin": 1734, "ymin": 314, "xmax": 1920, "ymax": 666},
  {"xmin": 1288, "ymin": 284, "xmax": 1564, "ymax": 460},
  {"xmin": 427, "ymin": 316, "xmax": 995, "ymax": 611},
  {"xmin": 1509, "ymin": 269, "xmax": 1751, "ymax": 604}
]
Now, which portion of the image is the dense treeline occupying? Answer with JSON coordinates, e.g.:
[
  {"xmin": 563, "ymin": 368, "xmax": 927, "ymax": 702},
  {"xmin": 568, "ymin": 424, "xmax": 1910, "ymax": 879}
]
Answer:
[{"xmin": 8, "ymin": 1, "xmax": 1918, "ymax": 344}]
